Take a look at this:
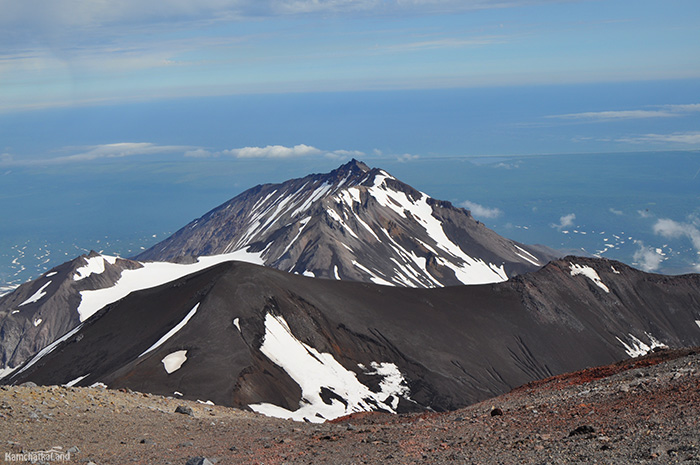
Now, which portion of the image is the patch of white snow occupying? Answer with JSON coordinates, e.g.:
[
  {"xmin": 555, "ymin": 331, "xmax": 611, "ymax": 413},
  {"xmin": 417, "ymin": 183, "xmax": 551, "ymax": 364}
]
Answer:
[
  {"xmin": 569, "ymin": 263, "xmax": 610, "ymax": 293},
  {"xmin": 616, "ymin": 332, "xmax": 667, "ymax": 358},
  {"xmin": 77, "ymin": 250, "xmax": 263, "ymax": 322},
  {"xmin": 249, "ymin": 313, "xmax": 411, "ymax": 423},
  {"xmin": 73, "ymin": 255, "xmax": 109, "ymax": 281},
  {"xmin": 162, "ymin": 350, "xmax": 188, "ymax": 374},
  {"xmin": 18, "ymin": 281, "xmax": 52, "ymax": 307},
  {"xmin": 64, "ymin": 374, "xmax": 89, "ymax": 387}
]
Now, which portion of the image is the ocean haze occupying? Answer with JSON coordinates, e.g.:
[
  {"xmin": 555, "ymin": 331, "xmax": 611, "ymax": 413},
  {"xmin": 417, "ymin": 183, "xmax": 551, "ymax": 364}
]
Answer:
[
  {"xmin": 2, "ymin": 80, "xmax": 699, "ymax": 286},
  {"xmin": 1, "ymin": 147, "xmax": 699, "ymax": 287}
]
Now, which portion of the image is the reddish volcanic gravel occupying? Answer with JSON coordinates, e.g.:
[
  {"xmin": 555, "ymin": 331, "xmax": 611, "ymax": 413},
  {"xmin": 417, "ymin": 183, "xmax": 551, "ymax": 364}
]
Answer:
[{"xmin": 1, "ymin": 348, "xmax": 699, "ymax": 464}]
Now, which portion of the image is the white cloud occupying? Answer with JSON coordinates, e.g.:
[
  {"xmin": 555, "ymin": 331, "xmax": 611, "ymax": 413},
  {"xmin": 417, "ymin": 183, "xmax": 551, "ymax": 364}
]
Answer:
[
  {"xmin": 396, "ymin": 153, "xmax": 420, "ymax": 162},
  {"xmin": 52, "ymin": 142, "xmax": 190, "ymax": 163},
  {"xmin": 632, "ymin": 241, "xmax": 664, "ymax": 272},
  {"xmin": 460, "ymin": 200, "xmax": 503, "ymax": 219},
  {"xmin": 2, "ymin": 143, "xmax": 193, "ymax": 165},
  {"xmin": 609, "ymin": 208, "xmax": 623, "ymax": 216},
  {"xmin": 221, "ymin": 144, "xmax": 364, "ymax": 159},
  {"xmin": 223, "ymin": 144, "xmax": 322, "ymax": 158},
  {"xmin": 653, "ymin": 218, "xmax": 700, "ymax": 251},
  {"xmin": 617, "ymin": 131, "xmax": 700, "ymax": 145},
  {"xmin": 547, "ymin": 110, "xmax": 676, "ymax": 121},
  {"xmin": 551, "ymin": 213, "xmax": 576, "ymax": 230},
  {"xmin": 660, "ymin": 103, "xmax": 700, "ymax": 113},
  {"xmin": 546, "ymin": 103, "xmax": 700, "ymax": 122},
  {"xmin": 638, "ymin": 209, "xmax": 653, "ymax": 218}
]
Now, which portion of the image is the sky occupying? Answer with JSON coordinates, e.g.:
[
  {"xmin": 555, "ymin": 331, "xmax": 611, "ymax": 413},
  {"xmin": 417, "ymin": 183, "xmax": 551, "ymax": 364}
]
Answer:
[
  {"xmin": 1, "ymin": 0, "xmax": 700, "ymax": 285},
  {"xmin": 1, "ymin": 0, "xmax": 699, "ymax": 109}
]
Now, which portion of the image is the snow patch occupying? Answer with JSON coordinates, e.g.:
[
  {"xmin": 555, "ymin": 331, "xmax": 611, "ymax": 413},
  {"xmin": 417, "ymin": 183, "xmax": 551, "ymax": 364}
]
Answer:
[
  {"xmin": 569, "ymin": 263, "xmax": 610, "ymax": 293},
  {"xmin": 162, "ymin": 350, "xmax": 188, "ymax": 374},
  {"xmin": 616, "ymin": 332, "xmax": 667, "ymax": 358},
  {"xmin": 45, "ymin": 272, "xmax": 57, "ymax": 277},
  {"xmin": 696, "ymin": 320, "xmax": 700, "ymax": 329},
  {"xmin": 233, "ymin": 317, "xmax": 241, "ymax": 332},
  {"xmin": 302, "ymin": 270, "xmax": 315, "ymax": 277},
  {"xmin": 73, "ymin": 255, "xmax": 109, "ymax": 281},
  {"xmin": 18, "ymin": 281, "xmax": 52, "ymax": 307},
  {"xmin": 611, "ymin": 266, "xmax": 621, "ymax": 274},
  {"xmin": 0, "ymin": 366, "xmax": 17, "ymax": 380},
  {"xmin": 249, "ymin": 313, "xmax": 411, "ymax": 423},
  {"xmin": 139, "ymin": 303, "xmax": 200, "ymax": 357},
  {"xmin": 33, "ymin": 318, "xmax": 42, "ymax": 327},
  {"xmin": 197, "ymin": 399, "xmax": 215, "ymax": 405},
  {"xmin": 90, "ymin": 382, "xmax": 107, "ymax": 389},
  {"xmin": 77, "ymin": 249, "xmax": 263, "ymax": 322}
]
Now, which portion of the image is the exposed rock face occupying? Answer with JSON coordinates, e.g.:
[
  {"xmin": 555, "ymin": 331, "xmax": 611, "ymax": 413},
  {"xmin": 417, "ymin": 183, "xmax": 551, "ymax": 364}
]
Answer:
[
  {"xmin": 0, "ymin": 252, "xmax": 142, "ymax": 374},
  {"xmin": 135, "ymin": 159, "xmax": 558, "ymax": 287},
  {"xmin": 5, "ymin": 257, "xmax": 699, "ymax": 423}
]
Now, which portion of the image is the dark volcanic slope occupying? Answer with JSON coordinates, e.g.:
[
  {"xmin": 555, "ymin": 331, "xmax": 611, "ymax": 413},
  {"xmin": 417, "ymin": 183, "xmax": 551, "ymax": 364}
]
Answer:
[
  {"xmin": 135, "ymin": 159, "xmax": 557, "ymax": 287},
  {"xmin": 5, "ymin": 256, "xmax": 700, "ymax": 423},
  {"xmin": 0, "ymin": 252, "xmax": 142, "ymax": 373}
]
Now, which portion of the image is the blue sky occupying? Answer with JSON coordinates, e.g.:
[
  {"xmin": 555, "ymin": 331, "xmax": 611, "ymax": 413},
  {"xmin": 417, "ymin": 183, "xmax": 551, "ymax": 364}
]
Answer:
[
  {"xmin": 0, "ymin": 0, "xmax": 698, "ymax": 162},
  {"xmin": 2, "ymin": 0, "xmax": 699, "ymax": 110}
]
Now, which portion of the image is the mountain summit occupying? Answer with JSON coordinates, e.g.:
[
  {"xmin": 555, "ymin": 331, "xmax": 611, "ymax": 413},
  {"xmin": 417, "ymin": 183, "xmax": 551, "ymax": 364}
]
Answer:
[{"xmin": 136, "ymin": 160, "xmax": 556, "ymax": 287}]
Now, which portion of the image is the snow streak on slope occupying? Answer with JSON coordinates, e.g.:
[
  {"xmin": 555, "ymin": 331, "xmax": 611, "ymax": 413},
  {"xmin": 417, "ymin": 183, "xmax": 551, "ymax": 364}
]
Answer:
[
  {"xmin": 570, "ymin": 262, "xmax": 610, "ymax": 293},
  {"xmin": 77, "ymin": 249, "xmax": 263, "ymax": 322},
  {"xmin": 139, "ymin": 303, "xmax": 200, "ymax": 357},
  {"xmin": 11, "ymin": 324, "xmax": 84, "ymax": 378},
  {"xmin": 249, "ymin": 313, "xmax": 411, "ymax": 423},
  {"xmin": 616, "ymin": 332, "xmax": 667, "ymax": 358},
  {"xmin": 18, "ymin": 281, "xmax": 52, "ymax": 307},
  {"xmin": 362, "ymin": 172, "xmax": 508, "ymax": 285}
]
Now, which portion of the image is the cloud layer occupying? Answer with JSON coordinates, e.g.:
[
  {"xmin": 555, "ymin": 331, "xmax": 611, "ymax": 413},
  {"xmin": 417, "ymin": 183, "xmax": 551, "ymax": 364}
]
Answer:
[
  {"xmin": 185, "ymin": 144, "xmax": 365, "ymax": 159},
  {"xmin": 547, "ymin": 103, "xmax": 700, "ymax": 122},
  {"xmin": 0, "ymin": 142, "xmax": 364, "ymax": 165}
]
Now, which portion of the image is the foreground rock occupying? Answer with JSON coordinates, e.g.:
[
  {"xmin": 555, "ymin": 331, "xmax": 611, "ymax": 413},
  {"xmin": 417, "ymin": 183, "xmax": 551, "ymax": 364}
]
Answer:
[{"xmin": 0, "ymin": 348, "xmax": 697, "ymax": 464}]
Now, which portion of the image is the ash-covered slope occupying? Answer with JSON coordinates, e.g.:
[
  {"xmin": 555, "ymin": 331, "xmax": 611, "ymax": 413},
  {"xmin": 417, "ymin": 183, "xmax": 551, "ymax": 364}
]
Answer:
[
  {"xmin": 136, "ymin": 160, "xmax": 557, "ymax": 287},
  {"xmin": 0, "ymin": 252, "xmax": 142, "ymax": 377},
  {"xmin": 6, "ymin": 256, "xmax": 700, "ymax": 423}
]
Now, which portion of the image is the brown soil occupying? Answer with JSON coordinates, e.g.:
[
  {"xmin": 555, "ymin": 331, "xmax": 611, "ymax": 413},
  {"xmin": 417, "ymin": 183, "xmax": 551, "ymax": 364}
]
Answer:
[{"xmin": 1, "ymin": 348, "xmax": 699, "ymax": 464}]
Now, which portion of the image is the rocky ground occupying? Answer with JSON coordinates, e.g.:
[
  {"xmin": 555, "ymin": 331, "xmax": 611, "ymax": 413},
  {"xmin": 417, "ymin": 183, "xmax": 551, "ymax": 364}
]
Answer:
[{"xmin": 1, "ymin": 348, "xmax": 699, "ymax": 465}]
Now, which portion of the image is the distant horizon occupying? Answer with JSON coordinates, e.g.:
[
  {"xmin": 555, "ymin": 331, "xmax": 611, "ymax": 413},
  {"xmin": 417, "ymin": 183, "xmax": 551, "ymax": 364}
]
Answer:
[{"xmin": 2, "ymin": 1, "xmax": 699, "ymax": 286}]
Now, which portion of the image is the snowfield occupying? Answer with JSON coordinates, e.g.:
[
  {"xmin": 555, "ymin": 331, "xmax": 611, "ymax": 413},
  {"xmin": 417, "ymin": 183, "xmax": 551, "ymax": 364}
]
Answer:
[
  {"xmin": 77, "ymin": 249, "xmax": 263, "ymax": 322},
  {"xmin": 249, "ymin": 313, "xmax": 412, "ymax": 423}
]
